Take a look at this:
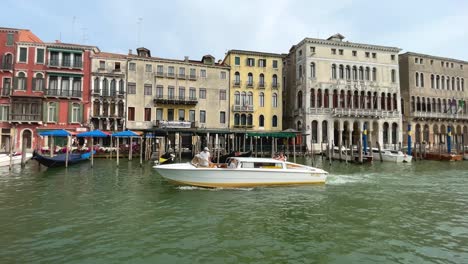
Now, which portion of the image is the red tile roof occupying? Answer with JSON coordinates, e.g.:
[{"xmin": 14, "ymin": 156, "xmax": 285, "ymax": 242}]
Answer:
[{"xmin": 18, "ymin": 30, "xmax": 42, "ymax": 43}]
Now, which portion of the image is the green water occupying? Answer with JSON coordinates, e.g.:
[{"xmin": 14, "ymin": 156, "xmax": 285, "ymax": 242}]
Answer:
[{"xmin": 1, "ymin": 158, "xmax": 468, "ymax": 263}]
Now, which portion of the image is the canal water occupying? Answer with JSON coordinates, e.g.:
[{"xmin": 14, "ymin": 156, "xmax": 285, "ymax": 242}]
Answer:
[{"xmin": 1, "ymin": 157, "xmax": 467, "ymax": 263}]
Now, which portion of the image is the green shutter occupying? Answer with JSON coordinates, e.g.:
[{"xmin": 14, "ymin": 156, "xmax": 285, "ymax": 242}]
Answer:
[
  {"xmin": 7, "ymin": 33, "xmax": 13, "ymax": 46},
  {"xmin": 235, "ymin": 57, "xmax": 240, "ymax": 65},
  {"xmin": 37, "ymin": 49, "xmax": 44, "ymax": 63},
  {"xmin": 55, "ymin": 102, "xmax": 59, "ymax": 122},
  {"xmin": 42, "ymin": 102, "xmax": 48, "ymax": 122},
  {"xmin": 68, "ymin": 102, "xmax": 72, "ymax": 123},
  {"xmin": 79, "ymin": 104, "xmax": 83, "ymax": 123},
  {"xmin": 19, "ymin": 48, "xmax": 27, "ymax": 62}
]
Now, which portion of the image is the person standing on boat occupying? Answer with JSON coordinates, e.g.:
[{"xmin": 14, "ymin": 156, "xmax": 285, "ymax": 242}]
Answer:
[{"xmin": 199, "ymin": 147, "xmax": 211, "ymax": 167}]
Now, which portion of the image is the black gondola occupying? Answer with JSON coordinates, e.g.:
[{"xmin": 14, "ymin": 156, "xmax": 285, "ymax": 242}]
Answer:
[{"xmin": 32, "ymin": 150, "xmax": 94, "ymax": 168}]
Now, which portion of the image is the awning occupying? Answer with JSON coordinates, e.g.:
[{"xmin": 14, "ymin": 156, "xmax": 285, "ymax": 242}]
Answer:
[
  {"xmin": 38, "ymin": 129, "xmax": 71, "ymax": 137},
  {"xmin": 47, "ymin": 72, "xmax": 83, "ymax": 78}
]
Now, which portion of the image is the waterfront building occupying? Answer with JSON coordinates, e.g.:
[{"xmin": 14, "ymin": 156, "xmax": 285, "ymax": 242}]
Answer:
[
  {"xmin": 126, "ymin": 48, "xmax": 230, "ymax": 149},
  {"xmin": 399, "ymin": 52, "xmax": 468, "ymax": 147},
  {"xmin": 222, "ymin": 50, "xmax": 284, "ymax": 132},
  {"xmin": 90, "ymin": 52, "xmax": 127, "ymax": 132},
  {"xmin": 284, "ymin": 34, "xmax": 402, "ymax": 151}
]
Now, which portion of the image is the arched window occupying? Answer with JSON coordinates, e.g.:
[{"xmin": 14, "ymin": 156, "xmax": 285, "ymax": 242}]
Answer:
[
  {"xmin": 352, "ymin": 66, "xmax": 357, "ymax": 80},
  {"xmin": 416, "ymin": 72, "xmax": 419, "ymax": 87},
  {"xmin": 462, "ymin": 78, "xmax": 465, "ymax": 91},
  {"xmin": 297, "ymin": 91, "xmax": 303, "ymax": 108},
  {"xmin": 234, "ymin": 91, "xmax": 240, "ymax": 105},
  {"xmin": 452, "ymin": 77, "xmax": 455, "ymax": 90},
  {"xmin": 259, "ymin": 92, "xmax": 265, "ymax": 107},
  {"xmin": 33, "ymin": 73, "xmax": 44, "ymax": 91},
  {"xmin": 457, "ymin": 77, "xmax": 461, "ymax": 90},
  {"xmin": 259, "ymin": 73, "xmax": 265, "ymax": 87},
  {"xmin": 103, "ymin": 100, "xmax": 109, "ymax": 116},
  {"xmin": 16, "ymin": 72, "xmax": 26, "ymax": 90},
  {"xmin": 331, "ymin": 64, "xmax": 337, "ymax": 79},
  {"xmin": 119, "ymin": 79, "xmax": 124, "ymax": 94},
  {"xmin": 365, "ymin": 67, "xmax": 370, "ymax": 81},
  {"xmin": 247, "ymin": 114, "xmax": 253, "ymax": 126},
  {"xmin": 431, "ymin": 74, "xmax": 435, "ymax": 89},
  {"xmin": 22, "ymin": 130, "xmax": 32, "ymax": 149},
  {"xmin": 241, "ymin": 114, "xmax": 246, "ymax": 125},
  {"xmin": 272, "ymin": 74, "xmax": 278, "ymax": 87},
  {"xmin": 436, "ymin": 75, "xmax": 440, "ymax": 89},
  {"xmin": 339, "ymin": 65, "xmax": 344, "ymax": 79},
  {"xmin": 346, "ymin": 66, "xmax": 351, "ymax": 80},
  {"xmin": 247, "ymin": 92, "xmax": 253, "ymax": 105},
  {"xmin": 447, "ymin": 76, "xmax": 450, "ymax": 90},
  {"xmin": 391, "ymin": 69, "xmax": 396, "ymax": 83},
  {"xmin": 102, "ymin": 78, "xmax": 108, "ymax": 96},
  {"xmin": 259, "ymin": 115, "xmax": 264, "ymax": 127},
  {"xmin": 110, "ymin": 79, "xmax": 116, "ymax": 96},
  {"xmin": 241, "ymin": 92, "xmax": 246, "ymax": 105},
  {"xmin": 372, "ymin": 68, "xmax": 377, "ymax": 81},
  {"xmin": 272, "ymin": 93, "xmax": 278, "ymax": 108},
  {"xmin": 234, "ymin": 72, "xmax": 240, "ymax": 85},
  {"xmin": 442, "ymin": 76, "xmax": 445, "ymax": 89},
  {"xmin": 93, "ymin": 100, "xmax": 100, "ymax": 116},
  {"xmin": 359, "ymin": 66, "xmax": 364, "ymax": 80},
  {"xmin": 234, "ymin": 113, "xmax": 240, "ymax": 126},
  {"xmin": 118, "ymin": 101, "xmax": 124, "ymax": 116},
  {"xmin": 272, "ymin": 115, "xmax": 278, "ymax": 127},
  {"xmin": 94, "ymin": 77, "xmax": 100, "ymax": 93},
  {"xmin": 310, "ymin": 62, "xmax": 316, "ymax": 78},
  {"xmin": 310, "ymin": 89, "xmax": 315, "ymax": 107},
  {"xmin": 298, "ymin": 65, "xmax": 302, "ymax": 78},
  {"xmin": 247, "ymin": 72, "xmax": 253, "ymax": 86}
]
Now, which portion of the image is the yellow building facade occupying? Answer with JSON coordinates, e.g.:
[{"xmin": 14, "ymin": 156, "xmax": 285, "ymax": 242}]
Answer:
[{"xmin": 223, "ymin": 50, "xmax": 284, "ymax": 132}]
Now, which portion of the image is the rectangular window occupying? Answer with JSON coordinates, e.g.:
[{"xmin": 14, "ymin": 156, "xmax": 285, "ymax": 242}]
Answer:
[
  {"xmin": 144, "ymin": 84, "xmax": 152, "ymax": 95},
  {"xmin": 128, "ymin": 107, "xmax": 135, "ymax": 121},
  {"xmin": 190, "ymin": 68, "xmax": 196, "ymax": 78},
  {"xmin": 129, "ymin": 63, "xmax": 136, "ymax": 71},
  {"xmin": 272, "ymin": 60, "xmax": 278, "ymax": 68},
  {"xmin": 168, "ymin": 66, "xmax": 175, "ymax": 76},
  {"xmin": 235, "ymin": 56, "xmax": 240, "ymax": 65},
  {"xmin": 19, "ymin": 47, "xmax": 27, "ymax": 62},
  {"xmin": 127, "ymin": 83, "xmax": 136, "ymax": 94},
  {"xmin": 178, "ymin": 109, "xmax": 185, "ymax": 121},
  {"xmin": 36, "ymin": 49, "xmax": 45, "ymax": 64},
  {"xmin": 189, "ymin": 88, "xmax": 196, "ymax": 99},
  {"xmin": 99, "ymin": 60, "xmax": 105, "ymax": 69},
  {"xmin": 258, "ymin": 59, "xmax": 266, "ymax": 67},
  {"xmin": 48, "ymin": 103, "xmax": 57, "ymax": 122},
  {"xmin": 168, "ymin": 86, "xmax": 175, "ymax": 99},
  {"xmin": 178, "ymin": 86, "xmax": 185, "ymax": 99},
  {"xmin": 339, "ymin": 49, "xmax": 343, "ymax": 55},
  {"xmin": 391, "ymin": 54, "xmax": 395, "ymax": 60},
  {"xmin": 310, "ymin": 47, "xmax": 315, "ymax": 53},
  {"xmin": 200, "ymin": 110, "xmax": 206, "ymax": 123},
  {"xmin": 220, "ymin": 111, "xmax": 225, "ymax": 124},
  {"xmin": 115, "ymin": 62, "xmax": 121, "ymax": 71},
  {"xmin": 157, "ymin": 65, "xmax": 164, "ymax": 74},
  {"xmin": 156, "ymin": 108, "xmax": 163, "ymax": 121},
  {"xmin": 199, "ymin": 88, "xmax": 206, "ymax": 99},
  {"xmin": 7, "ymin": 33, "xmax": 14, "ymax": 46},
  {"xmin": 167, "ymin": 109, "xmax": 174, "ymax": 121},
  {"xmin": 331, "ymin": 49, "xmax": 336, "ymax": 55},
  {"xmin": 372, "ymin": 53, "xmax": 377, "ymax": 58},
  {"xmin": 365, "ymin": 52, "xmax": 370, "ymax": 58},
  {"xmin": 62, "ymin": 53, "xmax": 71, "ymax": 67},
  {"xmin": 144, "ymin": 108, "xmax": 151, "ymax": 121},
  {"xmin": 352, "ymin": 50, "xmax": 357, "ymax": 56},
  {"xmin": 156, "ymin": 85, "xmax": 163, "ymax": 98},
  {"xmin": 145, "ymin": 64, "xmax": 152, "ymax": 72},
  {"xmin": 200, "ymin": 69, "xmax": 207, "ymax": 78},
  {"xmin": 220, "ymin": 71, "xmax": 227, "ymax": 79},
  {"xmin": 71, "ymin": 104, "xmax": 80, "ymax": 123},
  {"xmin": 0, "ymin": 105, "xmax": 9, "ymax": 121},
  {"xmin": 189, "ymin": 110, "xmax": 195, "ymax": 122},
  {"xmin": 219, "ymin": 89, "xmax": 226, "ymax": 100},
  {"xmin": 247, "ymin": 58, "xmax": 255, "ymax": 66},
  {"xmin": 178, "ymin": 67, "xmax": 185, "ymax": 78}
]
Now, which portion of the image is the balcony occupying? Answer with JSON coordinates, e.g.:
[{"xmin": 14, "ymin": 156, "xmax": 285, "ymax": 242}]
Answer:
[
  {"xmin": 32, "ymin": 78, "xmax": 46, "ymax": 91},
  {"xmin": 0, "ymin": 62, "xmax": 13, "ymax": 71},
  {"xmin": 9, "ymin": 113, "xmax": 42, "ymax": 123},
  {"xmin": 45, "ymin": 89, "xmax": 82, "ymax": 98},
  {"xmin": 258, "ymin": 82, "xmax": 265, "ymax": 89},
  {"xmin": 232, "ymin": 105, "xmax": 254, "ymax": 112},
  {"xmin": 332, "ymin": 108, "xmax": 400, "ymax": 118},
  {"xmin": 413, "ymin": 111, "xmax": 468, "ymax": 121},
  {"xmin": 233, "ymin": 80, "xmax": 242, "ymax": 88},
  {"xmin": 48, "ymin": 59, "xmax": 83, "ymax": 69},
  {"xmin": 153, "ymin": 95, "xmax": 198, "ymax": 105},
  {"xmin": 1, "ymin": 87, "xmax": 11, "ymax": 96},
  {"xmin": 153, "ymin": 120, "xmax": 193, "ymax": 129},
  {"xmin": 246, "ymin": 82, "xmax": 254, "ymax": 88},
  {"xmin": 166, "ymin": 72, "xmax": 176, "ymax": 78},
  {"xmin": 272, "ymin": 83, "xmax": 280, "ymax": 89},
  {"xmin": 189, "ymin": 74, "xmax": 197, "ymax": 80},
  {"xmin": 93, "ymin": 89, "xmax": 101, "ymax": 95},
  {"xmin": 233, "ymin": 124, "xmax": 254, "ymax": 129},
  {"xmin": 178, "ymin": 74, "xmax": 186, "ymax": 79},
  {"xmin": 156, "ymin": 71, "xmax": 164, "ymax": 77}
]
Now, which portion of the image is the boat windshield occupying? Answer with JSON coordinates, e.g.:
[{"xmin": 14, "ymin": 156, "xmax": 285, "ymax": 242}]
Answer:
[{"xmin": 240, "ymin": 162, "xmax": 282, "ymax": 169}]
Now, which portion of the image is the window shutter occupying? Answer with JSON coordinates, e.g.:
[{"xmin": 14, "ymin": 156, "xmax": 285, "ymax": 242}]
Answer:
[
  {"xmin": 79, "ymin": 104, "xmax": 83, "ymax": 123},
  {"xmin": 55, "ymin": 102, "xmax": 59, "ymax": 122},
  {"xmin": 42, "ymin": 102, "xmax": 48, "ymax": 122},
  {"xmin": 68, "ymin": 102, "xmax": 72, "ymax": 123}
]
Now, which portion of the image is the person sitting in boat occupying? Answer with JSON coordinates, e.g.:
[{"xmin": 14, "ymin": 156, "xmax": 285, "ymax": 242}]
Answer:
[
  {"xmin": 199, "ymin": 147, "xmax": 212, "ymax": 167},
  {"xmin": 274, "ymin": 152, "xmax": 286, "ymax": 161},
  {"xmin": 228, "ymin": 159, "xmax": 238, "ymax": 169}
]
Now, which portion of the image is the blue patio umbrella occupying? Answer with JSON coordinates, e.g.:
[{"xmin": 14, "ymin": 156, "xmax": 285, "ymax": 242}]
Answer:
[
  {"xmin": 76, "ymin": 129, "xmax": 109, "ymax": 138},
  {"xmin": 111, "ymin": 130, "xmax": 140, "ymax": 166},
  {"xmin": 112, "ymin": 130, "xmax": 139, "ymax": 137},
  {"xmin": 39, "ymin": 129, "xmax": 71, "ymax": 137}
]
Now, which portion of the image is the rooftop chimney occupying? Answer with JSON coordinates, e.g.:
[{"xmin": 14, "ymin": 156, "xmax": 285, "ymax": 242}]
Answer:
[
  {"xmin": 128, "ymin": 49, "xmax": 132, "ymax": 55},
  {"xmin": 184, "ymin": 56, "xmax": 189, "ymax": 62},
  {"xmin": 55, "ymin": 40, "xmax": 61, "ymax": 43}
]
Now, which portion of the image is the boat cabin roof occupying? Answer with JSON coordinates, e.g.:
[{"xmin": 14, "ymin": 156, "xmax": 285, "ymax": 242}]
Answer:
[{"xmin": 228, "ymin": 157, "xmax": 285, "ymax": 163}]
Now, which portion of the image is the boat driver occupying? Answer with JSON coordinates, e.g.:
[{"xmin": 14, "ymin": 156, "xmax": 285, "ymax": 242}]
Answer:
[{"xmin": 199, "ymin": 147, "xmax": 211, "ymax": 167}]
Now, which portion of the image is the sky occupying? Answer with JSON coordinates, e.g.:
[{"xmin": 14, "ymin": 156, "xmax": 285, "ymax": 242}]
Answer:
[{"xmin": 3, "ymin": 0, "xmax": 468, "ymax": 61}]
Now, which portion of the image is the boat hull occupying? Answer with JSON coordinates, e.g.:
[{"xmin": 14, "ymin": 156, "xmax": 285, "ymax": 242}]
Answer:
[
  {"xmin": 0, "ymin": 153, "xmax": 33, "ymax": 167},
  {"xmin": 371, "ymin": 153, "xmax": 412, "ymax": 162},
  {"xmin": 32, "ymin": 151, "xmax": 91, "ymax": 168},
  {"xmin": 154, "ymin": 163, "xmax": 327, "ymax": 188}
]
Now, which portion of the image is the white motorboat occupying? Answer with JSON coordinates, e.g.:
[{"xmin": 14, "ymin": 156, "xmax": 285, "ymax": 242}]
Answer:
[
  {"xmin": 326, "ymin": 146, "xmax": 373, "ymax": 163},
  {"xmin": 368, "ymin": 148, "xmax": 412, "ymax": 163},
  {"xmin": 153, "ymin": 157, "xmax": 328, "ymax": 188},
  {"xmin": 0, "ymin": 152, "xmax": 33, "ymax": 167}
]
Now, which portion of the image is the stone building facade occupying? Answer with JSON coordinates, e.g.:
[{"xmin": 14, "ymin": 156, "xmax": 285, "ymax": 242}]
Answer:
[{"xmin": 284, "ymin": 34, "xmax": 402, "ymax": 151}]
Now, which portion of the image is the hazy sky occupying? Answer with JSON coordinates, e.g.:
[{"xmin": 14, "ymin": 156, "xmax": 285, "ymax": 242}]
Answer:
[{"xmin": 3, "ymin": 0, "xmax": 468, "ymax": 61}]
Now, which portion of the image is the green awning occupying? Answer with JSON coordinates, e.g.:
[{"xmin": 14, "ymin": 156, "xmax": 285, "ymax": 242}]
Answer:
[
  {"xmin": 48, "ymin": 48, "xmax": 83, "ymax": 54},
  {"xmin": 47, "ymin": 72, "xmax": 83, "ymax": 78},
  {"xmin": 246, "ymin": 132, "xmax": 297, "ymax": 138}
]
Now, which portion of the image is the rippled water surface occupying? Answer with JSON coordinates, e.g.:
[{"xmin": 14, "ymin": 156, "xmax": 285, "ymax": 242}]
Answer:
[{"xmin": 1, "ymin": 158, "xmax": 468, "ymax": 263}]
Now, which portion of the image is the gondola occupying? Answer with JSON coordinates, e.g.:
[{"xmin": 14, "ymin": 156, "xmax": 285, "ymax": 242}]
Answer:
[{"xmin": 32, "ymin": 150, "xmax": 94, "ymax": 168}]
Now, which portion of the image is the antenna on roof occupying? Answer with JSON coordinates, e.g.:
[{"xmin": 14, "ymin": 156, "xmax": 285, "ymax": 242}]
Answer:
[
  {"xmin": 137, "ymin": 17, "xmax": 143, "ymax": 47},
  {"xmin": 72, "ymin": 16, "xmax": 76, "ymax": 43},
  {"xmin": 81, "ymin": 27, "xmax": 88, "ymax": 44}
]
